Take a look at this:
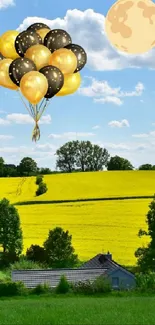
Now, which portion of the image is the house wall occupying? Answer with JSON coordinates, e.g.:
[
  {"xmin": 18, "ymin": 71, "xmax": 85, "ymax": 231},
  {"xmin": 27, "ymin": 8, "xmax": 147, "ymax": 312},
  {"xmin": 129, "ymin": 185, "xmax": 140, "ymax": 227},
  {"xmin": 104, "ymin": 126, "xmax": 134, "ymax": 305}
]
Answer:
[
  {"xmin": 108, "ymin": 268, "xmax": 136, "ymax": 289},
  {"xmin": 12, "ymin": 268, "xmax": 107, "ymax": 288}
]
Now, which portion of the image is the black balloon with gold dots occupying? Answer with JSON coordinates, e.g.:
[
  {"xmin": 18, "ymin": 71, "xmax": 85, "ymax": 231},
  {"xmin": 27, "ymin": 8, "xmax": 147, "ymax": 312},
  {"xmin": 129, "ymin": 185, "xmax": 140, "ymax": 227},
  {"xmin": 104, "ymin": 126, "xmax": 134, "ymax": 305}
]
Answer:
[
  {"xmin": 9, "ymin": 58, "xmax": 37, "ymax": 86},
  {"xmin": 44, "ymin": 29, "xmax": 72, "ymax": 53},
  {"xmin": 27, "ymin": 22, "xmax": 50, "ymax": 32},
  {"xmin": 65, "ymin": 44, "xmax": 87, "ymax": 73},
  {"xmin": 39, "ymin": 65, "xmax": 64, "ymax": 98},
  {"xmin": 15, "ymin": 30, "xmax": 42, "ymax": 57}
]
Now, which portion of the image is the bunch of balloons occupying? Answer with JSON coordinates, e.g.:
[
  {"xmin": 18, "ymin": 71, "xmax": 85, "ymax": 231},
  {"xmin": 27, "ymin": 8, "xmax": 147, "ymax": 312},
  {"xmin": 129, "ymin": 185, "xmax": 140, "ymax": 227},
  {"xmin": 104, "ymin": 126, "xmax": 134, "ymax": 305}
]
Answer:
[{"xmin": 0, "ymin": 23, "xmax": 87, "ymax": 141}]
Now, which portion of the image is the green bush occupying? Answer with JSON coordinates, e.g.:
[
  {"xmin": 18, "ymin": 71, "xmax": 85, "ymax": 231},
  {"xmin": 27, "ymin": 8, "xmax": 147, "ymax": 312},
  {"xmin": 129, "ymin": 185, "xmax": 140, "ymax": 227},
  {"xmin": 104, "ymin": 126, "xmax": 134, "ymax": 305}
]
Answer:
[
  {"xmin": 10, "ymin": 258, "xmax": 43, "ymax": 270},
  {"xmin": 36, "ymin": 175, "xmax": 43, "ymax": 185},
  {"xmin": 32, "ymin": 283, "xmax": 51, "ymax": 295},
  {"xmin": 92, "ymin": 276, "xmax": 111, "ymax": 293},
  {"xmin": 36, "ymin": 182, "xmax": 48, "ymax": 196},
  {"xmin": 0, "ymin": 281, "xmax": 28, "ymax": 297},
  {"xmin": 26, "ymin": 245, "xmax": 47, "ymax": 264},
  {"xmin": 136, "ymin": 272, "xmax": 155, "ymax": 292},
  {"xmin": 71, "ymin": 280, "xmax": 94, "ymax": 295},
  {"xmin": 56, "ymin": 275, "xmax": 70, "ymax": 294}
]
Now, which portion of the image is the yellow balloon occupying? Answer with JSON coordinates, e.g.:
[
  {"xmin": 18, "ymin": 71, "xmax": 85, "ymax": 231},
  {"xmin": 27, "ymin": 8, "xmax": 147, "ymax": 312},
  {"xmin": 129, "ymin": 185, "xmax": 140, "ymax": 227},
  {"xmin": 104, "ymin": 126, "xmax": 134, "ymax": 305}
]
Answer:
[
  {"xmin": 49, "ymin": 48, "xmax": 77, "ymax": 75},
  {"xmin": 20, "ymin": 71, "xmax": 48, "ymax": 105},
  {"xmin": 36, "ymin": 28, "xmax": 50, "ymax": 41},
  {"xmin": 56, "ymin": 72, "xmax": 81, "ymax": 96},
  {"xmin": 25, "ymin": 44, "xmax": 51, "ymax": 70},
  {"xmin": 0, "ymin": 59, "xmax": 18, "ymax": 90},
  {"xmin": 0, "ymin": 30, "xmax": 19, "ymax": 59}
]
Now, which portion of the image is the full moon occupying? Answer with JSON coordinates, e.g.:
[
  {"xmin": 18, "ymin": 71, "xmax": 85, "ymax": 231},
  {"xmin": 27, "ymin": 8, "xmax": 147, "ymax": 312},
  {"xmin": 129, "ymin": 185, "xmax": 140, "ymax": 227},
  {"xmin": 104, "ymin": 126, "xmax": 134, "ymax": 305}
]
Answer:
[{"xmin": 105, "ymin": 0, "xmax": 155, "ymax": 54}]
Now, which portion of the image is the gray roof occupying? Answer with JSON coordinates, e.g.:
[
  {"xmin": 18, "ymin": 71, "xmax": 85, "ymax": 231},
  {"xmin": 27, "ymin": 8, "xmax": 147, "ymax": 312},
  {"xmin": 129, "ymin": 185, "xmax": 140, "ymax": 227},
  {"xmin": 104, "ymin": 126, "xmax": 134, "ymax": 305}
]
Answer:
[
  {"xmin": 12, "ymin": 268, "xmax": 107, "ymax": 288},
  {"xmin": 81, "ymin": 254, "xmax": 134, "ymax": 277}
]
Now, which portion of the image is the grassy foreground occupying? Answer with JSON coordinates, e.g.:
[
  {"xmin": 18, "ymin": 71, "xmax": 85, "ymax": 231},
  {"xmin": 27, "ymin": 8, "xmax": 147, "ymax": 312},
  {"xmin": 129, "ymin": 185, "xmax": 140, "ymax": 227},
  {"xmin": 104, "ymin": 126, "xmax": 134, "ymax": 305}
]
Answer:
[{"xmin": 0, "ymin": 295, "xmax": 154, "ymax": 325}]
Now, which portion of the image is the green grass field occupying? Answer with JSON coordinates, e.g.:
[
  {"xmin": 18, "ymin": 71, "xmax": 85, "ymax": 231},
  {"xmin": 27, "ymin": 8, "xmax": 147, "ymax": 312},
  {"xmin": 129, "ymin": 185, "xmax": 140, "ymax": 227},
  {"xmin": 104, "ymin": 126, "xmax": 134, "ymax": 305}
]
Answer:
[{"xmin": 0, "ymin": 296, "xmax": 154, "ymax": 325}]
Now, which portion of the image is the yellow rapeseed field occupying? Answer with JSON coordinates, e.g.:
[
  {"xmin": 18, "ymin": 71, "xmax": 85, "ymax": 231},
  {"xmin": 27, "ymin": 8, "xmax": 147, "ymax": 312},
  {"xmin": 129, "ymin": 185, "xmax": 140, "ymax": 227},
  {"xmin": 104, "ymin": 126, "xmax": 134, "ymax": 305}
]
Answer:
[
  {"xmin": 17, "ymin": 199, "xmax": 150, "ymax": 265},
  {"xmin": 34, "ymin": 171, "xmax": 155, "ymax": 201},
  {"xmin": 0, "ymin": 177, "xmax": 37, "ymax": 203},
  {"xmin": 0, "ymin": 171, "xmax": 153, "ymax": 265}
]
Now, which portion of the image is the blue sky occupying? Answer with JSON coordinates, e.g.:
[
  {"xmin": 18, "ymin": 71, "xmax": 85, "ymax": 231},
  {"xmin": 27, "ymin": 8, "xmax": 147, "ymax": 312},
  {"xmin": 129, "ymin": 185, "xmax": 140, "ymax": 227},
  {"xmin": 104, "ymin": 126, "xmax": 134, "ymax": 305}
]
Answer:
[{"xmin": 0, "ymin": 0, "xmax": 155, "ymax": 169}]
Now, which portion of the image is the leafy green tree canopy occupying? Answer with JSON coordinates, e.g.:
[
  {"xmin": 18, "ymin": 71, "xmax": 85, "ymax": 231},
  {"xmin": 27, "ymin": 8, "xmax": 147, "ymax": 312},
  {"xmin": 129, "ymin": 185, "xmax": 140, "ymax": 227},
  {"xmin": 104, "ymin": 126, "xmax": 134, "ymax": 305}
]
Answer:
[
  {"xmin": 107, "ymin": 155, "xmax": 133, "ymax": 171},
  {"xmin": 43, "ymin": 227, "xmax": 78, "ymax": 268}
]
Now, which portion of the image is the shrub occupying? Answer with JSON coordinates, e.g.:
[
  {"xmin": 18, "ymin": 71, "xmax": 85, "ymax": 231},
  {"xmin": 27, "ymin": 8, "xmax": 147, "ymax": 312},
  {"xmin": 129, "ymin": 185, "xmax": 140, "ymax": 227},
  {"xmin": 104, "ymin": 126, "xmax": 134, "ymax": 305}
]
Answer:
[
  {"xmin": 0, "ymin": 281, "xmax": 28, "ymax": 297},
  {"xmin": 0, "ymin": 252, "xmax": 19, "ymax": 268},
  {"xmin": 71, "ymin": 280, "xmax": 94, "ymax": 295},
  {"xmin": 36, "ymin": 182, "xmax": 48, "ymax": 196},
  {"xmin": 36, "ymin": 175, "xmax": 43, "ymax": 185},
  {"xmin": 56, "ymin": 275, "xmax": 70, "ymax": 294},
  {"xmin": 32, "ymin": 283, "xmax": 51, "ymax": 295},
  {"xmin": 10, "ymin": 258, "xmax": 43, "ymax": 270},
  {"xmin": 136, "ymin": 272, "xmax": 155, "ymax": 292},
  {"xmin": 92, "ymin": 276, "xmax": 111, "ymax": 293},
  {"xmin": 26, "ymin": 245, "xmax": 47, "ymax": 264}
]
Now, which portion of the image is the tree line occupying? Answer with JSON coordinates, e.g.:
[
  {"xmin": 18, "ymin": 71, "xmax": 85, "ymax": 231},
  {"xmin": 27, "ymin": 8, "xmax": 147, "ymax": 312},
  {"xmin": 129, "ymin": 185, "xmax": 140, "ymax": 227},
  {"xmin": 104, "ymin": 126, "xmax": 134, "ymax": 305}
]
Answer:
[{"xmin": 0, "ymin": 140, "xmax": 155, "ymax": 177}]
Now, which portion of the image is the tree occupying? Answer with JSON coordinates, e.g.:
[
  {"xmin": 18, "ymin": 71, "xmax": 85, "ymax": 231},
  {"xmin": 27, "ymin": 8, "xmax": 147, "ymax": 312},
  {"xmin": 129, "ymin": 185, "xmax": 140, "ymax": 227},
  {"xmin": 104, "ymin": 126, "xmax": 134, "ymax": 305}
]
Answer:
[
  {"xmin": 107, "ymin": 155, "xmax": 133, "ymax": 170},
  {"xmin": 18, "ymin": 157, "xmax": 38, "ymax": 176},
  {"xmin": 56, "ymin": 141, "xmax": 78, "ymax": 172},
  {"xmin": 4, "ymin": 164, "xmax": 17, "ymax": 177},
  {"xmin": 43, "ymin": 227, "xmax": 78, "ymax": 268},
  {"xmin": 0, "ymin": 198, "xmax": 23, "ymax": 262},
  {"xmin": 135, "ymin": 197, "xmax": 155, "ymax": 272},
  {"xmin": 0, "ymin": 157, "xmax": 4, "ymax": 177},
  {"xmin": 76, "ymin": 141, "xmax": 109, "ymax": 172},
  {"xmin": 56, "ymin": 141, "xmax": 109, "ymax": 172},
  {"xmin": 139, "ymin": 164, "xmax": 153, "ymax": 170},
  {"xmin": 39, "ymin": 167, "xmax": 52, "ymax": 175},
  {"xmin": 26, "ymin": 245, "xmax": 46, "ymax": 264}
]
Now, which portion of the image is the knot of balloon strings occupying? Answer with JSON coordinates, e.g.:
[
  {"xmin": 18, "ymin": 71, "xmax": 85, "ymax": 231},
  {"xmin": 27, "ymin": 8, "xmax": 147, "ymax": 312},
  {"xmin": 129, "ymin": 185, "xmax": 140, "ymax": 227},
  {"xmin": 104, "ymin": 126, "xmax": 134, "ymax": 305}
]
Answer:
[
  {"xmin": 32, "ymin": 106, "xmax": 40, "ymax": 142},
  {"xmin": 32, "ymin": 120, "xmax": 40, "ymax": 142}
]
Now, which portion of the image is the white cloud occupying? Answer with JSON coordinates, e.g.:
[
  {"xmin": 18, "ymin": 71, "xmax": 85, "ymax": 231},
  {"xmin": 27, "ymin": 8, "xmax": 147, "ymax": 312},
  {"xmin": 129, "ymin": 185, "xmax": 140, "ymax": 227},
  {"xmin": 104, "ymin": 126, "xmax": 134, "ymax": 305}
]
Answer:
[
  {"xmin": 94, "ymin": 96, "xmax": 123, "ymax": 106},
  {"xmin": 17, "ymin": 9, "xmax": 155, "ymax": 71},
  {"xmin": 0, "ymin": 0, "xmax": 14, "ymax": 9},
  {"xmin": 0, "ymin": 135, "xmax": 14, "ymax": 140},
  {"xmin": 105, "ymin": 143, "xmax": 130, "ymax": 151},
  {"xmin": 2, "ymin": 113, "xmax": 51, "ymax": 125},
  {"xmin": 48, "ymin": 132, "xmax": 95, "ymax": 139},
  {"xmin": 79, "ymin": 79, "xmax": 144, "ymax": 105},
  {"xmin": 0, "ymin": 118, "xmax": 10, "ymax": 126},
  {"xmin": 132, "ymin": 131, "xmax": 155, "ymax": 139},
  {"xmin": 132, "ymin": 133, "xmax": 149, "ymax": 138},
  {"xmin": 108, "ymin": 119, "xmax": 130, "ymax": 128},
  {"xmin": 92, "ymin": 125, "xmax": 100, "ymax": 130}
]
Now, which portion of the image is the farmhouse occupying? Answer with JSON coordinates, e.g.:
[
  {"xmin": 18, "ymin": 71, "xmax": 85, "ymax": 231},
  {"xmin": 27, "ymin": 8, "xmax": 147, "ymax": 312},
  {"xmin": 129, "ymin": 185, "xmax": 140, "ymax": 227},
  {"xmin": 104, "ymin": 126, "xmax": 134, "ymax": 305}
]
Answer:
[
  {"xmin": 11, "ymin": 252, "xmax": 135, "ymax": 289},
  {"xmin": 81, "ymin": 252, "xmax": 136, "ymax": 289}
]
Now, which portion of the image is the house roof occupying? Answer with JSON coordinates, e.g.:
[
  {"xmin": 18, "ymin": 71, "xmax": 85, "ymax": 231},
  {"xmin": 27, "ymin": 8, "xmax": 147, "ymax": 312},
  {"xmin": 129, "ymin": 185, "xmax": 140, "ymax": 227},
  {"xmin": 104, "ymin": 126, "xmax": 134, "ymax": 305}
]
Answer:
[{"xmin": 81, "ymin": 254, "xmax": 135, "ymax": 277}]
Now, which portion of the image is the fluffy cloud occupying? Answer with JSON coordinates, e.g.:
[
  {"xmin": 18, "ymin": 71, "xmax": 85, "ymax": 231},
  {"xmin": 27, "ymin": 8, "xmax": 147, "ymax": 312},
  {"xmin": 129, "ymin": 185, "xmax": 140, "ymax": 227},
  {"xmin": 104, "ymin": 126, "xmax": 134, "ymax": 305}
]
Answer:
[
  {"xmin": 79, "ymin": 78, "xmax": 144, "ymax": 105},
  {"xmin": 92, "ymin": 125, "xmax": 100, "ymax": 130},
  {"xmin": 48, "ymin": 132, "xmax": 95, "ymax": 139},
  {"xmin": 0, "ymin": 113, "xmax": 52, "ymax": 125},
  {"xmin": 17, "ymin": 9, "xmax": 155, "ymax": 71},
  {"xmin": 0, "ymin": 0, "xmax": 14, "ymax": 9},
  {"xmin": 108, "ymin": 119, "xmax": 130, "ymax": 128}
]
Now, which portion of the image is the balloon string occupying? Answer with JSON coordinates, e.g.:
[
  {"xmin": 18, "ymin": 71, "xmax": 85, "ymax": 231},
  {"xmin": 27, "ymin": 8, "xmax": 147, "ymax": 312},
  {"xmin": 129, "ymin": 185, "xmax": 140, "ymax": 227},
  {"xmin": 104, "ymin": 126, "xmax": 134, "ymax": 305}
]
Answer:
[{"xmin": 18, "ymin": 90, "xmax": 33, "ymax": 118}]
